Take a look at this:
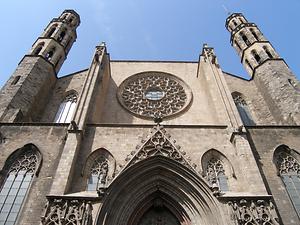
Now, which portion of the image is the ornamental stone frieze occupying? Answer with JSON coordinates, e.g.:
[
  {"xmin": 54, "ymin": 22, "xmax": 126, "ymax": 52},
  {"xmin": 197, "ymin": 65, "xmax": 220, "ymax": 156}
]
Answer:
[
  {"xmin": 41, "ymin": 197, "xmax": 96, "ymax": 225},
  {"xmin": 223, "ymin": 197, "xmax": 280, "ymax": 225},
  {"xmin": 117, "ymin": 71, "xmax": 193, "ymax": 119}
]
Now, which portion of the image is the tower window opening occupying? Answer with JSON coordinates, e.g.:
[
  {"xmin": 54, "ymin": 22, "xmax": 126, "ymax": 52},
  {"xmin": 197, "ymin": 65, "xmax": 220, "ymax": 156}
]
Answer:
[
  {"xmin": 240, "ymin": 32, "xmax": 250, "ymax": 46},
  {"xmin": 11, "ymin": 76, "xmax": 21, "ymax": 85},
  {"xmin": 45, "ymin": 48, "xmax": 55, "ymax": 61},
  {"xmin": 239, "ymin": 18, "xmax": 244, "ymax": 23},
  {"xmin": 263, "ymin": 46, "xmax": 274, "ymax": 59},
  {"xmin": 47, "ymin": 25, "xmax": 57, "ymax": 38},
  {"xmin": 58, "ymin": 30, "xmax": 66, "ymax": 42},
  {"xmin": 233, "ymin": 20, "xmax": 238, "ymax": 26},
  {"xmin": 250, "ymin": 28, "xmax": 259, "ymax": 41},
  {"xmin": 33, "ymin": 42, "xmax": 44, "ymax": 55},
  {"xmin": 251, "ymin": 50, "xmax": 261, "ymax": 63}
]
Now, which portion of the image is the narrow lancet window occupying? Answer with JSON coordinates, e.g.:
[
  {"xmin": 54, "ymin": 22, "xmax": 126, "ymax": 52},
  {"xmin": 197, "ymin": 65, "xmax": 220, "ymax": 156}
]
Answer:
[
  {"xmin": 54, "ymin": 92, "xmax": 78, "ymax": 123},
  {"xmin": 232, "ymin": 92, "xmax": 255, "ymax": 126},
  {"xmin": 263, "ymin": 46, "xmax": 274, "ymax": 59}
]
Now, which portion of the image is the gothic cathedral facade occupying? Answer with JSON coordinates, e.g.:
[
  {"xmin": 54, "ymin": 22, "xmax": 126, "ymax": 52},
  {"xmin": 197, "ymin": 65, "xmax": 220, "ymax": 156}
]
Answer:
[{"xmin": 0, "ymin": 9, "xmax": 300, "ymax": 225}]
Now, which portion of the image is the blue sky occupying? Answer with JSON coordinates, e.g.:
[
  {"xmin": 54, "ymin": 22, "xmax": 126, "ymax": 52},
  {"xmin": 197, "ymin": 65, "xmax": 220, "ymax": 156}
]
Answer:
[{"xmin": 0, "ymin": 0, "xmax": 299, "ymax": 88}]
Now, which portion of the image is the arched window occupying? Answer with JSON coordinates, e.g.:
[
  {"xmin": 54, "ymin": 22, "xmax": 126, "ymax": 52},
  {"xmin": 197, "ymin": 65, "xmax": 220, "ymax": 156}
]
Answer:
[
  {"xmin": 251, "ymin": 50, "xmax": 261, "ymax": 63},
  {"xmin": 46, "ymin": 25, "xmax": 57, "ymax": 38},
  {"xmin": 57, "ymin": 30, "xmax": 66, "ymax": 42},
  {"xmin": 54, "ymin": 92, "xmax": 78, "ymax": 123},
  {"xmin": 250, "ymin": 28, "xmax": 259, "ymax": 41},
  {"xmin": 240, "ymin": 31, "xmax": 250, "ymax": 46},
  {"xmin": 206, "ymin": 158, "xmax": 228, "ymax": 192},
  {"xmin": 33, "ymin": 42, "xmax": 44, "ymax": 55},
  {"xmin": 232, "ymin": 92, "xmax": 255, "ymax": 126},
  {"xmin": 45, "ymin": 47, "xmax": 55, "ymax": 61},
  {"xmin": 263, "ymin": 46, "xmax": 274, "ymax": 59},
  {"xmin": 274, "ymin": 146, "xmax": 300, "ymax": 216},
  {"xmin": 83, "ymin": 148, "xmax": 116, "ymax": 192},
  {"xmin": 0, "ymin": 145, "xmax": 40, "ymax": 224},
  {"xmin": 87, "ymin": 156, "xmax": 109, "ymax": 191}
]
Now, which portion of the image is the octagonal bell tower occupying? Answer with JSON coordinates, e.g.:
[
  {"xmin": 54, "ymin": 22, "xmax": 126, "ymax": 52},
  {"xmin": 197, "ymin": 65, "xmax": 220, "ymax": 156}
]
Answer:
[
  {"xmin": 30, "ymin": 9, "xmax": 80, "ymax": 72},
  {"xmin": 226, "ymin": 13, "xmax": 300, "ymax": 125},
  {"xmin": 0, "ymin": 10, "xmax": 80, "ymax": 122}
]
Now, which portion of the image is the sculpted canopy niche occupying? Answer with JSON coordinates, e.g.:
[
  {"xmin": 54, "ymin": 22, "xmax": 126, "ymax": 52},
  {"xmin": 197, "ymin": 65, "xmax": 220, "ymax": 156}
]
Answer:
[{"xmin": 117, "ymin": 71, "xmax": 193, "ymax": 119}]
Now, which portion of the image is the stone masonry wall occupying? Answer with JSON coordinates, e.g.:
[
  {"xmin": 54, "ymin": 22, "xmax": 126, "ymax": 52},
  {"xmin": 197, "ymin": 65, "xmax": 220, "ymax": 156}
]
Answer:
[
  {"xmin": 247, "ymin": 127, "xmax": 300, "ymax": 225},
  {"xmin": 224, "ymin": 72, "xmax": 276, "ymax": 125},
  {"xmin": 41, "ymin": 69, "xmax": 88, "ymax": 122},
  {"xmin": 0, "ymin": 125, "xmax": 67, "ymax": 225},
  {"xmin": 69, "ymin": 125, "xmax": 268, "ymax": 196}
]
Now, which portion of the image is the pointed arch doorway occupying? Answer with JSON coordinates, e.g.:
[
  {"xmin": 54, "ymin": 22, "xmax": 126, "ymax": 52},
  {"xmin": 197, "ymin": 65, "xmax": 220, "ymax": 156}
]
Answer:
[
  {"xmin": 129, "ymin": 192, "xmax": 184, "ymax": 225},
  {"xmin": 96, "ymin": 156, "xmax": 227, "ymax": 225}
]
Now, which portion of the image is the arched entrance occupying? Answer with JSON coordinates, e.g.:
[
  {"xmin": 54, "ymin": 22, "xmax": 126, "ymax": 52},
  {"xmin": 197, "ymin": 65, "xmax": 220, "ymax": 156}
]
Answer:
[
  {"xmin": 96, "ymin": 156, "xmax": 228, "ymax": 225},
  {"xmin": 137, "ymin": 205, "xmax": 180, "ymax": 225}
]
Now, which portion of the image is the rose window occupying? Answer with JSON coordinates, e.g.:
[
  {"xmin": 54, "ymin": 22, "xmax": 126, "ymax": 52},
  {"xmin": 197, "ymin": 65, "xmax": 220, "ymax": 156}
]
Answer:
[{"xmin": 117, "ymin": 71, "xmax": 192, "ymax": 119}]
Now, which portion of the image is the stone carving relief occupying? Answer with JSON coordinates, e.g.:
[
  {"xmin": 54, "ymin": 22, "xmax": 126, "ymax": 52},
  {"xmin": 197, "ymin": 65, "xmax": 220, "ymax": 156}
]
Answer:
[
  {"xmin": 276, "ymin": 151, "xmax": 300, "ymax": 175},
  {"xmin": 117, "ymin": 71, "xmax": 192, "ymax": 119},
  {"xmin": 228, "ymin": 199, "xmax": 279, "ymax": 225},
  {"xmin": 41, "ymin": 198, "xmax": 93, "ymax": 225},
  {"xmin": 121, "ymin": 124, "xmax": 194, "ymax": 171}
]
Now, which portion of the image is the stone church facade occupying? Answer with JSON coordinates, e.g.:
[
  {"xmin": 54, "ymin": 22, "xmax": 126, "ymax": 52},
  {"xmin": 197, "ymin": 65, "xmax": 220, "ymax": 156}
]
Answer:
[{"xmin": 0, "ymin": 9, "xmax": 299, "ymax": 225}]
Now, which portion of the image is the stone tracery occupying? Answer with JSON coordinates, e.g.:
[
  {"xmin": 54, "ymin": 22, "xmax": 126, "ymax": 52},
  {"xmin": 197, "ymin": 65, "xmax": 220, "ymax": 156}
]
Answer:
[
  {"xmin": 117, "ymin": 72, "xmax": 192, "ymax": 119},
  {"xmin": 276, "ymin": 151, "xmax": 300, "ymax": 175}
]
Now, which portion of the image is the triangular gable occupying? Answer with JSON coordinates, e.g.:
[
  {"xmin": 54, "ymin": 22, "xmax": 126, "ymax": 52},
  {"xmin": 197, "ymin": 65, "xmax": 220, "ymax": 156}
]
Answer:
[{"xmin": 119, "ymin": 125, "xmax": 195, "ymax": 173}]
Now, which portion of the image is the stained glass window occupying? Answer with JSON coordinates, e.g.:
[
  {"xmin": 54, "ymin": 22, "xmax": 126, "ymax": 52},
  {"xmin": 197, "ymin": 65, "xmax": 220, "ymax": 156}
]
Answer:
[{"xmin": 0, "ymin": 150, "xmax": 38, "ymax": 225}]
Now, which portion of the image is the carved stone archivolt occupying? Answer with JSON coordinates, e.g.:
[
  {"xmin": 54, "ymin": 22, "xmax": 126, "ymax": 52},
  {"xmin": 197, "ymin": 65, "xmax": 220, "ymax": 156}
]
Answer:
[
  {"xmin": 227, "ymin": 198, "xmax": 279, "ymax": 225},
  {"xmin": 117, "ymin": 71, "xmax": 193, "ymax": 119},
  {"xmin": 41, "ymin": 198, "xmax": 93, "ymax": 225},
  {"xmin": 120, "ymin": 124, "xmax": 195, "ymax": 172}
]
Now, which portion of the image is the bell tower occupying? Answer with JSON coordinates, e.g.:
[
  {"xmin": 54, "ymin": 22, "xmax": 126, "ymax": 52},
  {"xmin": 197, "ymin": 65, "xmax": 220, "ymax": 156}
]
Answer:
[
  {"xmin": 0, "ymin": 10, "xmax": 80, "ymax": 122},
  {"xmin": 30, "ymin": 10, "xmax": 80, "ymax": 72},
  {"xmin": 226, "ymin": 13, "xmax": 300, "ymax": 125}
]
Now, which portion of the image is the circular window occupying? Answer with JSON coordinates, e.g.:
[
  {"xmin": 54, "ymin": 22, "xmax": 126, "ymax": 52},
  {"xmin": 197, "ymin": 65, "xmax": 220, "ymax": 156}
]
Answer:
[
  {"xmin": 144, "ymin": 87, "xmax": 165, "ymax": 101},
  {"xmin": 117, "ymin": 71, "xmax": 193, "ymax": 119}
]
